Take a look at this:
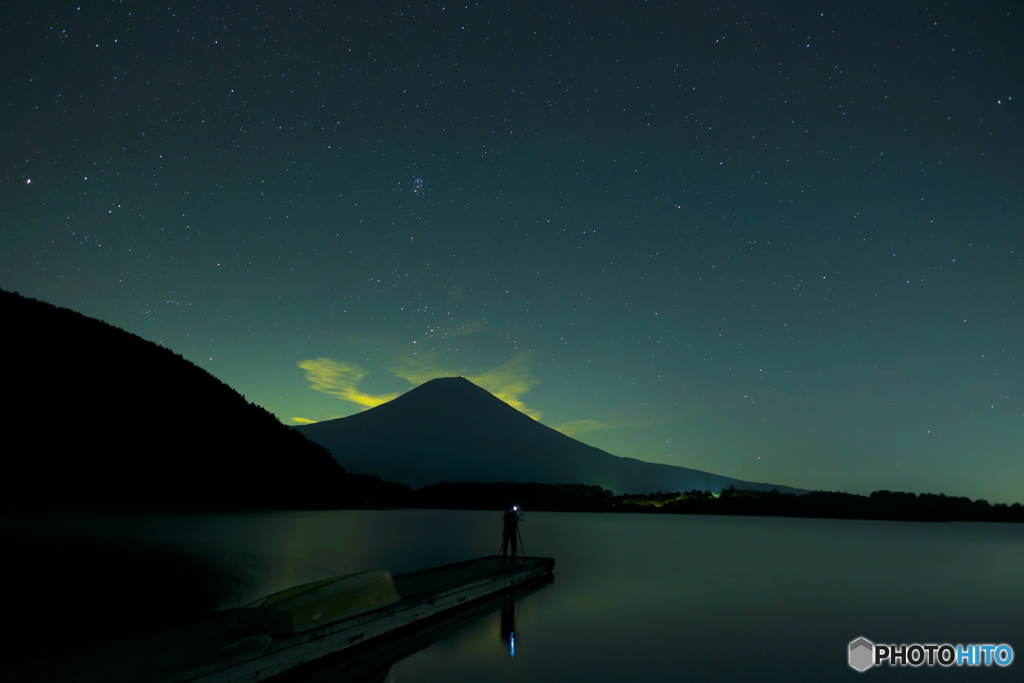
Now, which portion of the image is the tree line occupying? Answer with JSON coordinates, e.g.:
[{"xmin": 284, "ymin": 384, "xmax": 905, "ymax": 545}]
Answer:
[{"xmin": 393, "ymin": 481, "xmax": 1024, "ymax": 523}]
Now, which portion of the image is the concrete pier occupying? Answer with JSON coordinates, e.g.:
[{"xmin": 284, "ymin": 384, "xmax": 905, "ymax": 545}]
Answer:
[{"xmin": 0, "ymin": 556, "xmax": 554, "ymax": 683}]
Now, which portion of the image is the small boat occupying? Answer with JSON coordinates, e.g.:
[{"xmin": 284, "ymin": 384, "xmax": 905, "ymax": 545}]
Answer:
[{"xmin": 232, "ymin": 569, "xmax": 401, "ymax": 635}]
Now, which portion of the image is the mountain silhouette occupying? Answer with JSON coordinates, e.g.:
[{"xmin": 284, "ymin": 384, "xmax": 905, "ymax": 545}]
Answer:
[
  {"xmin": 296, "ymin": 376, "xmax": 804, "ymax": 495},
  {"xmin": 1, "ymin": 288, "xmax": 344, "ymax": 505}
]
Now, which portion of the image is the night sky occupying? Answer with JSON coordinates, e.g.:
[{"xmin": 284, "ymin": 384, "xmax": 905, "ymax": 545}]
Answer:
[{"xmin": 2, "ymin": 2, "xmax": 1021, "ymax": 502}]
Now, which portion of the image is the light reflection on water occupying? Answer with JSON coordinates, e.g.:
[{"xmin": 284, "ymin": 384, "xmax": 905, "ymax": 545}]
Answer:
[{"xmin": 3, "ymin": 510, "xmax": 1022, "ymax": 681}]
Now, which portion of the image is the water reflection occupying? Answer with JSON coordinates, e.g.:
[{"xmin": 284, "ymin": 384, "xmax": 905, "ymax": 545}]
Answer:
[
  {"xmin": 272, "ymin": 578, "xmax": 551, "ymax": 682},
  {"xmin": 3, "ymin": 510, "xmax": 1023, "ymax": 682},
  {"xmin": 501, "ymin": 601, "xmax": 516, "ymax": 657}
]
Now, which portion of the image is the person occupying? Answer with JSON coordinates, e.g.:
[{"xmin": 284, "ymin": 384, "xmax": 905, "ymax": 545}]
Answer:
[{"xmin": 501, "ymin": 505, "xmax": 521, "ymax": 561}]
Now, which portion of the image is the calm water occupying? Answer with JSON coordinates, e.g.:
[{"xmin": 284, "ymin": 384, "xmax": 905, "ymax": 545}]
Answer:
[{"xmin": 4, "ymin": 510, "xmax": 1022, "ymax": 681}]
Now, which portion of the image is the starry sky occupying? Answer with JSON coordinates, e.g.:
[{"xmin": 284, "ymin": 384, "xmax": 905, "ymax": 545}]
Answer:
[{"xmin": 2, "ymin": 1, "xmax": 1021, "ymax": 502}]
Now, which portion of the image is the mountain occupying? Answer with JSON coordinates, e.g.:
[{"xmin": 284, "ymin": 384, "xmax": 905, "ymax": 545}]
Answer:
[
  {"xmin": 1, "ymin": 288, "xmax": 345, "ymax": 505},
  {"xmin": 295, "ymin": 376, "xmax": 805, "ymax": 495}
]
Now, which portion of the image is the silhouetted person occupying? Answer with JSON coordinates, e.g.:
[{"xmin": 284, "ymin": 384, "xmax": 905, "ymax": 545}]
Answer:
[{"xmin": 501, "ymin": 505, "xmax": 521, "ymax": 561}]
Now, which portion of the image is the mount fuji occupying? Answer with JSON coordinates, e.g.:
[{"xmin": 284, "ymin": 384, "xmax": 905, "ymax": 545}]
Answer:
[{"xmin": 295, "ymin": 377, "xmax": 804, "ymax": 495}]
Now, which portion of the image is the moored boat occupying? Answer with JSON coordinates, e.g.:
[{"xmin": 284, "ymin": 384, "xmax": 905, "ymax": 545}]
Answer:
[{"xmin": 232, "ymin": 569, "xmax": 401, "ymax": 635}]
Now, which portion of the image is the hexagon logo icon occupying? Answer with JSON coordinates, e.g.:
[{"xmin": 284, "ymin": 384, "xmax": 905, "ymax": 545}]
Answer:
[{"xmin": 849, "ymin": 637, "xmax": 875, "ymax": 672}]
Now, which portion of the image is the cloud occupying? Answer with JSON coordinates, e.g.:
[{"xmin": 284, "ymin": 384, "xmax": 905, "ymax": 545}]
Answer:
[
  {"xmin": 388, "ymin": 352, "xmax": 460, "ymax": 385},
  {"xmin": 443, "ymin": 319, "xmax": 489, "ymax": 338},
  {"xmin": 297, "ymin": 358, "xmax": 401, "ymax": 408},
  {"xmin": 465, "ymin": 356, "xmax": 542, "ymax": 419},
  {"xmin": 554, "ymin": 419, "xmax": 610, "ymax": 438}
]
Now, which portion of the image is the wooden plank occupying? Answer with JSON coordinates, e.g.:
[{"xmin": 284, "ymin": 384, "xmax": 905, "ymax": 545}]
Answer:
[
  {"xmin": 272, "ymin": 570, "xmax": 551, "ymax": 683},
  {"xmin": 0, "ymin": 556, "xmax": 554, "ymax": 683}
]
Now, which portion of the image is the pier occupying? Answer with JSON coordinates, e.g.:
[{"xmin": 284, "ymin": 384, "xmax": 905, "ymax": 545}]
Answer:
[{"xmin": 0, "ymin": 555, "xmax": 554, "ymax": 683}]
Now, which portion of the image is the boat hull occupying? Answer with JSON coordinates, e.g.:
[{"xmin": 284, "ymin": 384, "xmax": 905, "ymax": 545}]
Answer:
[{"xmin": 232, "ymin": 569, "xmax": 401, "ymax": 635}]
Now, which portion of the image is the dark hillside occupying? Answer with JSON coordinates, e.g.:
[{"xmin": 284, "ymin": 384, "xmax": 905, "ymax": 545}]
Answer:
[{"xmin": 1, "ymin": 289, "xmax": 344, "ymax": 506}]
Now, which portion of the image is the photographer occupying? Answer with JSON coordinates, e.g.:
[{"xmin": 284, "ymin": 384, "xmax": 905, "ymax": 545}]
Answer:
[{"xmin": 501, "ymin": 505, "xmax": 522, "ymax": 561}]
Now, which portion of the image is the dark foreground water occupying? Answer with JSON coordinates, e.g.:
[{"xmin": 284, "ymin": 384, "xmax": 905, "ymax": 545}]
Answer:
[{"xmin": 3, "ymin": 510, "xmax": 1022, "ymax": 681}]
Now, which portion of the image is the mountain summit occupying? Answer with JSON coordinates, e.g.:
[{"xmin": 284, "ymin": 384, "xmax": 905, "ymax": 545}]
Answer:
[
  {"xmin": 337, "ymin": 376, "xmax": 524, "ymax": 429},
  {"xmin": 296, "ymin": 377, "xmax": 803, "ymax": 495}
]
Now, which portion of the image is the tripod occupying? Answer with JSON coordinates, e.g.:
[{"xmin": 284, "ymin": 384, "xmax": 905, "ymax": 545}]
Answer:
[{"xmin": 498, "ymin": 519, "xmax": 526, "ymax": 559}]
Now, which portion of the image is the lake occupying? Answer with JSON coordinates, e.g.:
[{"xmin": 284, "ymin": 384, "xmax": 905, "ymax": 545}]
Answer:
[{"xmin": 2, "ymin": 509, "xmax": 1022, "ymax": 681}]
